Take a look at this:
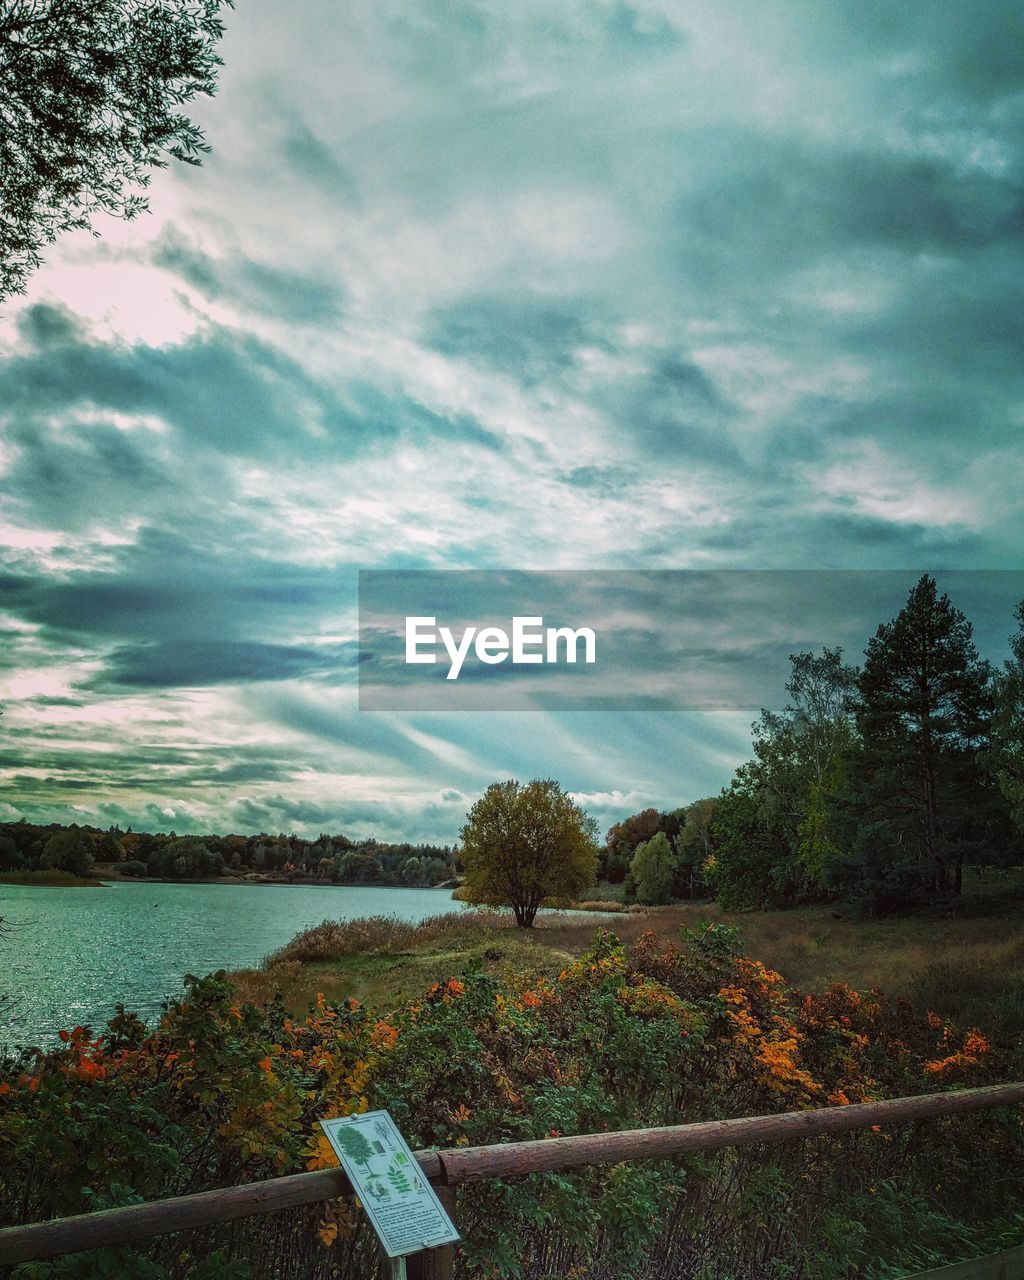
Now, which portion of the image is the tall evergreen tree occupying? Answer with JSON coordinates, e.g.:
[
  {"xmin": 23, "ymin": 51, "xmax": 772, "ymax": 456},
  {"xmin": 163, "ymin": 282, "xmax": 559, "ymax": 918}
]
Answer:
[
  {"xmin": 992, "ymin": 599, "xmax": 1024, "ymax": 839},
  {"xmin": 842, "ymin": 575, "xmax": 1001, "ymax": 910}
]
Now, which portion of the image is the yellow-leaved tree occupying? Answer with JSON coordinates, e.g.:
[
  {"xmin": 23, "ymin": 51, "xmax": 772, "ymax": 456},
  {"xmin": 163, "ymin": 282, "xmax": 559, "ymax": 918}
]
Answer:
[{"xmin": 459, "ymin": 779, "xmax": 598, "ymax": 927}]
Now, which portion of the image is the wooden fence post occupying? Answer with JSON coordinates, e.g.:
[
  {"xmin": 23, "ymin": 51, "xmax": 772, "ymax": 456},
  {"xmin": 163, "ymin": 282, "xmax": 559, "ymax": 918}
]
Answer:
[{"xmin": 405, "ymin": 1185, "xmax": 456, "ymax": 1280}]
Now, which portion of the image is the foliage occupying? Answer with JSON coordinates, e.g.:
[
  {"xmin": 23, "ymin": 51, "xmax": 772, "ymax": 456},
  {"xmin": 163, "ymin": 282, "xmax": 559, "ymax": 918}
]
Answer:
[
  {"xmin": 603, "ymin": 808, "xmax": 664, "ymax": 883},
  {"xmin": 0, "ymin": 834, "xmax": 23, "ymax": 870},
  {"xmin": 708, "ymin": 585, "xmax": 1024, "ymax": 916},
  {"xmin": 40, "ymin": 828, "xmax": 94, "ymax": 877},
  {"xmin": 992, "ymin": 599, "xmax": 1024, "ymax": 839},
  {"xmin": 146, "ymin": 837, "xmax": 223, "ymax": 879},
  {"xmin": 1, "ymin": 925, "xmax": 1021, "ymax": 1279},
  {"xmin": 460, "ymin": 779, "xmax": 598, "ymax": 927},
  {"xmin": 0, "ymin": 0, "xmax": 232, "ymax": 300},
  {"xmin": 629, "ymin": 832, "xmax": 676, "ymax": 905},
  {"xmin": 836, "ymin": 576, "xmax": 1012, "ymax": 913},
  {"xmin": 709, "ymin": 648, "xmax": 858, "ymax": 911},
  {"xmin": 0, "ymin": 820, "xmax": 457, "ymax": 888},
  {"xmin": 265, "ymin": 911, "xmax": 494, "ymax": 966},
  {"xmin": 672, "ymin": 797, "xmax": 717, "ymax": 899},
  {"xmin": 0, "ymin": 868, "xmax": 99, "ymax": 886}
]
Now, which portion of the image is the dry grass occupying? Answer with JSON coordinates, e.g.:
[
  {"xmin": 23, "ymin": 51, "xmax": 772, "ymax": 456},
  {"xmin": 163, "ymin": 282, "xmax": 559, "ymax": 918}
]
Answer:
[
  {"xmin": 265, "ymin": 911, "xmax": 497, "ymax": 965},
  {"xmin": 230, "ymin": 910, "xmax": 569, "ymax": 1015},
  {"xmin": 0, "ymin": 870, "xmax": 102, "ymax": 887},
  {"xmin": 525, "ymin": 902, "xmax": 1024, "ymax": 1041},
  {"xmin": 229, "ymin": 894, "xmax": 1024, "ymax": 1043}
]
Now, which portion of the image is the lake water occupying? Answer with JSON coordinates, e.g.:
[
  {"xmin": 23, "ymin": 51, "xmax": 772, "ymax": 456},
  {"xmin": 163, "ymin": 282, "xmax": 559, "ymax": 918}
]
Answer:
[{"xmin": 0, "ymin": 881, "xmax": 468, "ymax": 1050}]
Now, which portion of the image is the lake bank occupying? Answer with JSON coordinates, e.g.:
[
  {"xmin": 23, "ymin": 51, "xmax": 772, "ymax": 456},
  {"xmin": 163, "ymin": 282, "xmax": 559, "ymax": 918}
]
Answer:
[
  {"xmin": 88, "ymin": 861, "xmax": 460, "ymax": 890},
  {"xmin": 232, "ymin": 898, "xmax": 1024, "ymax": 1044},
  {"xmin": 0, "ymin": 881, "xmax": 471, "ymax": 1047},
  {"xmin": 0, "ymin": 870, "xmax": 103, "ymax": 887},
  {"xmin": 5, "ymin": 911, "xmax": 1020, "ymax": 1280}
]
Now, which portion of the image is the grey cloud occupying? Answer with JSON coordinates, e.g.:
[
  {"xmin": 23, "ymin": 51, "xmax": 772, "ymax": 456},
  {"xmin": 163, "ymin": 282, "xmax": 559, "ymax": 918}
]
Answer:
[
  {"xmin": 154, "ymin": 232, "xmax": 345, "ymax": 324},
  {"xmin": 6, "ymin": 305, "xmax": 495, "ymax": 466},
  {"xmin": 677, "ymin": 141, "xmax": 1024, "ymax": 296},
  {"xmin": 806, "ymin": 0, "xmax": 1024, "ymax": 103},
  {"xmin": 6, "ymin": 420, "xmax": 172, "ymax": 527},
  {"xmin": 278, "ymin": 118, "xmax": 362, "ymax": 204},
  {"xmin": 426, "ymin": 294, "xmax": 607, "ymax": 385},
  {"xmin": 0, "ymin": 536, "xmax": 361, "ymax": 699},
  {"xmin": 231, "ymin": 795, "xmax": 336, "ymax": 828},
  {"xmin": 601, "ymin": 2, "xmax": 685, "ymax": 54},
  {"xmin": 92, "ymin": 640, "xmax": 349, "ymax": 690},
  {"xmin": 621, "ymin": 354, "xmax": 738, "ymax": 463},
  {"xmin": 560, "ymin": 464, "xmax": 638, "ymax": 493},
  {"xmin": 4, "ymin": 0, "xmax": 1024, "ymax": 842},
  {"xmin": 4, "ymin": 314, "xmax": 350, "ymax": 458}
]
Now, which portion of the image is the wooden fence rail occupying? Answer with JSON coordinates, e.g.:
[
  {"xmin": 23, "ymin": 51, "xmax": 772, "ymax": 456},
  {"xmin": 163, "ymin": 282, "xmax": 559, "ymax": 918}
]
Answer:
[
  {"xmin": 909, "ymin": 1245, "xmax": 1024, "ymax": 1279},
  {"xmin": 2, "ymin": 1081, "xmax": 1023, "ymax": 1275}
]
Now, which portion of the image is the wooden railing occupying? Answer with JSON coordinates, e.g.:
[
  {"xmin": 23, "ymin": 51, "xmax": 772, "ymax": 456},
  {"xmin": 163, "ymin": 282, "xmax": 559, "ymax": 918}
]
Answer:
[
  {"xmin": 911, "ymin": 1247, "xmax": 1024, "ymax": 1279},
  {"xmin": 2, "ymin": 1081, "xmax": 1023, "ymax": 1279}
]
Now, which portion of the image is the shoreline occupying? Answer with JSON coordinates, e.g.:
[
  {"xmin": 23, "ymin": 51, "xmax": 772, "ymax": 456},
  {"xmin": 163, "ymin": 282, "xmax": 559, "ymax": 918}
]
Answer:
[
  {"xmin": 91, "ymin": 869, "xmax": 462, "ymax": 890},
  {"xmin": 0, "ymin": 872, "xmax": 104, "ymax": 888}
]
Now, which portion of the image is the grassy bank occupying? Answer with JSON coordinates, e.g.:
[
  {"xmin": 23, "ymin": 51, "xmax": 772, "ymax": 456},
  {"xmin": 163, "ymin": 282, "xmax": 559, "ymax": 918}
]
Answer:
[
  {"xmin": 0, "ymin": 869, "xmax": 103, "ymax": 887},
  {"xmin": 230, "ymin": 910, "xmax": 564, "ymax": 1011},
  {"xmin": 7, "ymin": 919, "xmax": 1023, "ymax": 1280},
  {"xmin": 231, "ymin": 896, "xmax": 1024, "ymax": 1043}
]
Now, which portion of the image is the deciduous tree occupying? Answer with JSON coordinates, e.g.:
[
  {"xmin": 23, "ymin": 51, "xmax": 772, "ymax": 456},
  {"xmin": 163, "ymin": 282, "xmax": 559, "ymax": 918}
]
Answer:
[
  {"xmin": 0, "ymin": 0, "xmax": 232, "ymax": 300},
  {"xmin": 459, "ymin": 779, "xmax": 597, "ymax": 927},
  {"xmin": 992, "ymin": 599, "xmax": 1024, "ymax": 839},
  {"xmin": 709, "ymin": 648, "xmax": 857, "ymax": 909},
  {"xmin": 629, "ymin": 831, "xmax": 676, "ymax": 905}
]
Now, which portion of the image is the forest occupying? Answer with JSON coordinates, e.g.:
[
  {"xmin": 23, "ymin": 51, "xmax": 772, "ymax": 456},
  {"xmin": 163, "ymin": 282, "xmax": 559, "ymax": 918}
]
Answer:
[
  {"xmin": 0, "ymin": 823, "xmax": 457, "ymax": 888},
  {"xmin": 607, "ymin": 576, "xmax": 1024, "ymax": 915},
  {"xmin": 4, "ymin": 576, "xmax": 1022, "ymax": 917}
]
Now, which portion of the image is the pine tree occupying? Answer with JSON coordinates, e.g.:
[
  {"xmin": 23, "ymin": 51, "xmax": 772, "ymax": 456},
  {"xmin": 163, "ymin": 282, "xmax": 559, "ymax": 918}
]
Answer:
[
  {"xmin": 992, "ymin": 599, "xmax": 1024, "ymax": 840},
  {"xmin": 843, "ymin": 575, "xmax": 1000, "ymax": 909}
]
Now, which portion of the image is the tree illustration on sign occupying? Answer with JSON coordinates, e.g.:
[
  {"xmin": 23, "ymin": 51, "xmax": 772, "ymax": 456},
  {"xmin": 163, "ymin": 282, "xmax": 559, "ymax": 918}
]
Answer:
[{"xmin": 333, "ymin": 1126, "xmax": 375, "ymax": 1173}]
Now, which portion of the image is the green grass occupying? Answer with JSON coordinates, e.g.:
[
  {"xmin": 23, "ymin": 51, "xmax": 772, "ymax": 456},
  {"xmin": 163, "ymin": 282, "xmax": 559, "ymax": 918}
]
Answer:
[{"xmin": 229, "ymin": 912, "xmax": 572, "ymax": 1014}]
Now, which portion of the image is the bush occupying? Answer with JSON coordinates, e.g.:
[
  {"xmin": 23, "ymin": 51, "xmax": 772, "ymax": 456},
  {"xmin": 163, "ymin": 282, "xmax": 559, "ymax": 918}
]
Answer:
[
  {"xmin": 265, "ymin": 911, "xmax": 490, "ymax": 965},
  {"xmin": 1, "ymin": 930, "xmax": 1021, "ymax": 1279}
]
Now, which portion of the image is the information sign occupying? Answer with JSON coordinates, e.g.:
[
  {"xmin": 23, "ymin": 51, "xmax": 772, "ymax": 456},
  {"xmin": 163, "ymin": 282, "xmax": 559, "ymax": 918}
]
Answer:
[{"xmin": 320, "ymin": 1111, "xmax": 460, "ymax": 1263}]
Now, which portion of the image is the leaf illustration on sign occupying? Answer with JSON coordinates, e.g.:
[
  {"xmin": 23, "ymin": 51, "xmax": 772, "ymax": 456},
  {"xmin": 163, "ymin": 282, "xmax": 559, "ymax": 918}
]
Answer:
[
  {"xmin": 319, "ymin": 1110, "xmax": 461, "ymax": 1259},
  {"xmin": 386, "ymin": 1154, "xmax": 413, "ymax": 1195}
]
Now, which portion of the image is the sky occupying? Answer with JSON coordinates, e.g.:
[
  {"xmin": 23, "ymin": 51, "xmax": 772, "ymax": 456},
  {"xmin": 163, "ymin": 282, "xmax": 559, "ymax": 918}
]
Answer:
[{"xmin": 1, "ymin": 0, "xmax": 1023, "ymax": 843}]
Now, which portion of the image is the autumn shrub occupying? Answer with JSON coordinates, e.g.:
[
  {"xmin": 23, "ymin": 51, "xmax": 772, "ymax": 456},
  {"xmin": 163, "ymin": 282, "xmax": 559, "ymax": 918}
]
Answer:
[{"xmin": 1, "ymin": 930, "xmax": 1022, "ymax": 1279}]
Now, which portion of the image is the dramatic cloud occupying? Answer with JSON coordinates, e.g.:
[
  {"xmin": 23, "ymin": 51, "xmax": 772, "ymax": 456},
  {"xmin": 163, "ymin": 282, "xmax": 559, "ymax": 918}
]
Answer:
[{"xmin": 1, "ymin": 0, "xmax": 1022, "ymax": 839}]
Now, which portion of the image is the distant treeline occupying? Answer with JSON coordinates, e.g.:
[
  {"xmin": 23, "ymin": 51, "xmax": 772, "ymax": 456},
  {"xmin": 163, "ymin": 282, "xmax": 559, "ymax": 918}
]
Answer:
[
  {"xmin": 0, "ymin": 823, "xmax": 458, "ymax": 887},
  {"xmin": 607, "ymin": 575, "xmax": 1024, "ymax": 915}
]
